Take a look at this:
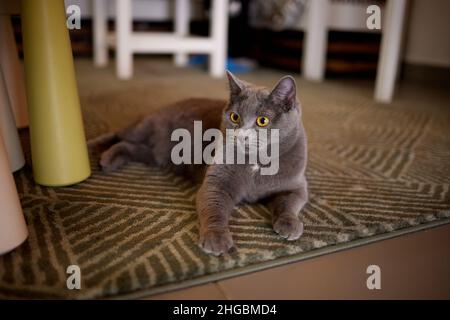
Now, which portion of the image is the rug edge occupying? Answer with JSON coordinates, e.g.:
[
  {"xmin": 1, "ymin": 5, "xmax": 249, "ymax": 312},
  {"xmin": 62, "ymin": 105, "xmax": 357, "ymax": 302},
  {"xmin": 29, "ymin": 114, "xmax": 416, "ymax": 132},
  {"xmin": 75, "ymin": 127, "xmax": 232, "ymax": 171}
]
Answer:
[{"xmin": 108, "ymin": 217, "xmax": 450, "ymax": 300}]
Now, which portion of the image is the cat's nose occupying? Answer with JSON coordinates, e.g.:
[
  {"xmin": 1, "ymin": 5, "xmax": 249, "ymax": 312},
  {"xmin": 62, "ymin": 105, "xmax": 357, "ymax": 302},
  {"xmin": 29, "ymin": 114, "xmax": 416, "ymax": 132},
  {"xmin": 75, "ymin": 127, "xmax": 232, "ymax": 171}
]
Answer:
[
  {"xmin": 236, "ymin": 129, "xmax": 253, "ymax": 138},
  {"xmin": 235, "ymin": 129, "xmax": 258, "ymax": 146}
]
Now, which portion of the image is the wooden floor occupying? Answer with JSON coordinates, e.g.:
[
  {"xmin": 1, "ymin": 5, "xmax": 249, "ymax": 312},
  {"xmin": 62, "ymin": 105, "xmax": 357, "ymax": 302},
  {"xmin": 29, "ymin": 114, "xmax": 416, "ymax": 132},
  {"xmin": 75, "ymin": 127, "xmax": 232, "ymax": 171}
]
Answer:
[{"xmin": 145, "ymin": 223, "xmax": 450, "ymax": 299}]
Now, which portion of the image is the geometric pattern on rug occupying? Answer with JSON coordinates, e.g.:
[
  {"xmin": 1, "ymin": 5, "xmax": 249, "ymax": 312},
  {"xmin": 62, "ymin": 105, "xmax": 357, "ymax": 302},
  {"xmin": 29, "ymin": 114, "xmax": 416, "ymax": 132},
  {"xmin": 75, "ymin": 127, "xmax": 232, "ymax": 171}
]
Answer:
[{"xmin": 1, "ymin": 62, "xmax": 449, "ymax": 299}]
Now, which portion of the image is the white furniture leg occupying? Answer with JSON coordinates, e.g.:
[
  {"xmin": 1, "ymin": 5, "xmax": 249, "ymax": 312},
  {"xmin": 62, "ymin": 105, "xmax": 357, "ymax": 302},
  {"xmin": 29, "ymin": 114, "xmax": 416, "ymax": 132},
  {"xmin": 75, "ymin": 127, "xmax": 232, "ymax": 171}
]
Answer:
[
  {"xmin": 116, "ymin": 0, "xmax": 133, "ymax": 79},
  {"xmin": 96, "ymin": 0, "xmax": 229, "ymax": 79},
  {"xmin": 0, "ymin": 65, "xmax": 25, "ymax": 172},
  {"xmin": 174, "ymin": 0, "xmax": 190, "ymax": 66},
  {"xmin": 374, "ymin": 0, "xmax": 407, "ymax": 103},
  {"xmin": 93, "ymin": 0, "xmax": 108, "ymax": 67},
  {"xmin": 0, "ymin": 126, "xmax": 28, "ymax": 255},
  {"xmin": 209, "ymin": 0, "xmax": 229, "ymax": 78},
  {"xmin": 302, "ymin": 0, "xmax": 328, "ymax": 81},
  {"xmin": 0, "ymin": 15, "xmax": 29, "ymax": 128}
]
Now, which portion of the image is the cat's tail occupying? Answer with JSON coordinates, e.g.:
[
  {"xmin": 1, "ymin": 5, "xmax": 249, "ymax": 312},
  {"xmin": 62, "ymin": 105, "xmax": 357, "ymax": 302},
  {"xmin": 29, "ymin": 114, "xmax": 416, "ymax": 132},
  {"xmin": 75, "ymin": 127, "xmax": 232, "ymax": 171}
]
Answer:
[{"xmin": 87, "ymin": 132, "xmax": 119, "ymax": 152}]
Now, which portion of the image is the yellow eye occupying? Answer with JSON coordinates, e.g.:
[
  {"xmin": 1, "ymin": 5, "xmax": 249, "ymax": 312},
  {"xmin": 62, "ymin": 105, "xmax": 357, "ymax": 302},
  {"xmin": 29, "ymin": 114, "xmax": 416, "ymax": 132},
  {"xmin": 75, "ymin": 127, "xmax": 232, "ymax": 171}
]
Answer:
[
  {"xmin": 256, "ymin": 116, "xmax": 270, "ymax": 127},
  {"xmin": 230, "ymin": 112, "xmax": 240, "ymax": 123}
]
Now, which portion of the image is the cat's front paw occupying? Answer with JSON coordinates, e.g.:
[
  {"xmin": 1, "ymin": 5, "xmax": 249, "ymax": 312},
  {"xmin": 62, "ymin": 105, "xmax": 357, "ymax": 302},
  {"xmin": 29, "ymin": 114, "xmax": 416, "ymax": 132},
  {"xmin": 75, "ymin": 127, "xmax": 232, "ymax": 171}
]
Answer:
[
  {"xmin": 273, "ymin": 215, "xmax": 304, "ymax": 241},
  {"xmin": 199, "ymin": 229, "xmax": 234, "ymax": 256}
]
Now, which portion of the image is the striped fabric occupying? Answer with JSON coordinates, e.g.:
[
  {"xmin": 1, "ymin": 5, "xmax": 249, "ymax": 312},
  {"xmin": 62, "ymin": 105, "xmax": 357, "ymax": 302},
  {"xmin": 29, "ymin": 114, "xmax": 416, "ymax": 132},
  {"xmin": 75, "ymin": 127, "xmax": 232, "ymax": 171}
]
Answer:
[{"xmin": 0, "ymin": 60, "xmax": 449, "ymax": 299}]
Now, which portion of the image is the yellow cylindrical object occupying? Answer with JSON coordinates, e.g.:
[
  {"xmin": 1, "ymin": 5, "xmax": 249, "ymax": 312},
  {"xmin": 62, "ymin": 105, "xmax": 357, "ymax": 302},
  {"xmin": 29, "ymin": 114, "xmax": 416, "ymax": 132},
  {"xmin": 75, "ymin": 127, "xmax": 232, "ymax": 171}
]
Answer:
[{"xmin": 21, "ymin": 0, "xmax": 90, "ymax": 186}]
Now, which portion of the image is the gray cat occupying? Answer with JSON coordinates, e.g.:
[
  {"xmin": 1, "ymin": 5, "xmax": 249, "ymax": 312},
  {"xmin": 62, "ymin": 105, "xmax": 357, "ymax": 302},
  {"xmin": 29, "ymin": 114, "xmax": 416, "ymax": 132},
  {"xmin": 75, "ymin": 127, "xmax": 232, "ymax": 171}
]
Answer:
[{"xmin": 89, "ymin": 72, "xmax": 308, "ymax": 256}]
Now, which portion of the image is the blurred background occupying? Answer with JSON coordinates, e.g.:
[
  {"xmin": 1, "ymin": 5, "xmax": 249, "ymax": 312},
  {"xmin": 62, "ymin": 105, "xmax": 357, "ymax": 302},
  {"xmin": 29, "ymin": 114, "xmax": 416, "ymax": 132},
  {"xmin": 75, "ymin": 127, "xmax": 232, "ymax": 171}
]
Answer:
[{"xmin": 8, "ymin": 0, "xmax": 450, "ymax": 85}]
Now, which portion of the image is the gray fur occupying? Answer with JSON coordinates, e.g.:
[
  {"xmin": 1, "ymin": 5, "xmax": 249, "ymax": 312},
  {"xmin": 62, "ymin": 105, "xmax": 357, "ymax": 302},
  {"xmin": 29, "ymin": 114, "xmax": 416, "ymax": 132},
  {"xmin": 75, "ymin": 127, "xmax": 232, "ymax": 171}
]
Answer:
[{"xmin": 90, "ymin": 72, "xmax": 308, "ymax": 255}]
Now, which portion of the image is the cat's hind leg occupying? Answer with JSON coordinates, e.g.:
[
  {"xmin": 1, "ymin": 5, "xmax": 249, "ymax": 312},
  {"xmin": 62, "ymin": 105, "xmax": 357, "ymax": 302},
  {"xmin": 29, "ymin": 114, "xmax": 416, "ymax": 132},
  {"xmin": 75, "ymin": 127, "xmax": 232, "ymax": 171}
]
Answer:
[
  {"xmin": 87, "ymin": 132, "xmax": 118, "ymax": 152},
  {"xmin": 100, "ymin": 141, "xmax": 152, "ymax": 172}
]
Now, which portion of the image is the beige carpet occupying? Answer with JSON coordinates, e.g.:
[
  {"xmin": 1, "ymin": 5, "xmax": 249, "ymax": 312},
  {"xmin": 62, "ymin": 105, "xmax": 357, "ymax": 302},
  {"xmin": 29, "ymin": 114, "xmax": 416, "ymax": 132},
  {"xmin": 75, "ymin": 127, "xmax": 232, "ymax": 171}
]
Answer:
[{"xmin": 0, "ymin": 58, "xmax": 449, "ymax": 299}]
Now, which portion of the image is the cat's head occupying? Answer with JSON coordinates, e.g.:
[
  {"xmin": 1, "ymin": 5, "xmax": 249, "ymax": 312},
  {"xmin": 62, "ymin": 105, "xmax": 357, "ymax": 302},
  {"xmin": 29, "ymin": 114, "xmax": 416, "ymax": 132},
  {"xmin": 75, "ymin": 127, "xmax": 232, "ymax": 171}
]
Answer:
[{"xmin": 222, "ymin": 71, "xmax": 301, "ymax": 154}]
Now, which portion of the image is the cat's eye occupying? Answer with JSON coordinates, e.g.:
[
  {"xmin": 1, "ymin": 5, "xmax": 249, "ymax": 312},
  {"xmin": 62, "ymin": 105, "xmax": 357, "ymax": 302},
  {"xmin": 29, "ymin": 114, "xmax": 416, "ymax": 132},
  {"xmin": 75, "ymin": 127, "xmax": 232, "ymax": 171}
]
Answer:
[
  {"xmin": 230, "ymin": 112, "xmax": 240, "ymax": 123},
  {"xmin": 256, "ymin": 116, "xmax": 270, "ymax": 127}
]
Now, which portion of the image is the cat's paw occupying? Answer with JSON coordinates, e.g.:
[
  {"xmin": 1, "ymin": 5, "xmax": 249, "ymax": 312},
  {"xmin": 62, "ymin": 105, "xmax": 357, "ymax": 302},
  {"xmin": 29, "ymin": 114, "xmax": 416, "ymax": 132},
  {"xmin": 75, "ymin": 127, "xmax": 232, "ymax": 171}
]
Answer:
[
  {"xmin": 273, "ymin": 215, "xmax": 304, "ymax": 241},
  {"xmin": 199, "ymin": 229, "xmax": 234, "ymax": 256},
  {"xmin": 99, "ymin": 152, "xmax": 125, "ymax": 173}
]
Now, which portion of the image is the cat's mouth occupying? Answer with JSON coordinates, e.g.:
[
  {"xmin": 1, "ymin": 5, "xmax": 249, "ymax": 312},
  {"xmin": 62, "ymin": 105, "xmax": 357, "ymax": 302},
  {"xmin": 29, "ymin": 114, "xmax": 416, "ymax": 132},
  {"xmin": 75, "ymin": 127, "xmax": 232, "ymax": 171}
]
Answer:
[
  {"xmin": 235, "ymin": 138, "xmax": 267, "ymax": 154},
  {"xmin": 225, "ymin": 129, "xmax": 274, "ymax": 155}
]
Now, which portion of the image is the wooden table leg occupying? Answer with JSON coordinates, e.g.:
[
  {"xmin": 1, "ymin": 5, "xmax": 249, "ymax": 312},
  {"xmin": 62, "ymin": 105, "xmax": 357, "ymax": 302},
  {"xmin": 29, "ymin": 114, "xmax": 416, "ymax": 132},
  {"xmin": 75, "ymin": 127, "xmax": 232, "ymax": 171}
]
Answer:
[{"xmin": 21, "ymin": 0, "xmax": 90, "ymax": 186}]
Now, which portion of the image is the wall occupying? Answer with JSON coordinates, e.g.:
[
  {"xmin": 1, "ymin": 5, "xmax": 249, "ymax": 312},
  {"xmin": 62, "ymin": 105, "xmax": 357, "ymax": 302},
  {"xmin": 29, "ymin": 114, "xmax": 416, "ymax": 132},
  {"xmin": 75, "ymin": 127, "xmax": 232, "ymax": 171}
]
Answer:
[{"xmin": 404, "ymin": 0, "xmax": 450, "ymax": 67}]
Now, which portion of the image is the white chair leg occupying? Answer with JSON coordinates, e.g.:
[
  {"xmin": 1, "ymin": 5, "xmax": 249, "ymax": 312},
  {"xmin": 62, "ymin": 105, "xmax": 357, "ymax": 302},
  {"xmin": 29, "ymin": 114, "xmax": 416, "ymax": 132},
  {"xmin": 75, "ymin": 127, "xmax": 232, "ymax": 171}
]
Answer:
[
  {"xmin": 0, "ymin": 131, "xmax": 28, "ymax": 256},
  {"xmin": 93, "ymin": 0, "xmax": 108, "ymax": 67},
  {"xmin": 302, "ymin": 0, "xmax": 329, "ymax": 81},
  {"xmin": 116, "ymin": 0, "xmax": 133, "ymax": 79},
  {"xmin": 0, "ymin": 16, "xmax": 29, "ymax": 128},
  {"xmin": 0, "ymin": 65, "xmax": 24, "ymax": 173},
  {"xmin": 374, "ymin": 0, "xmax": 407, "ymax": 103},
  {"xmin": 174, "ymin": 0, "xmax": 190, "ymax": 66},
  {"xmin": 209, "ymin": 0, "xmax": 229, "ymax": 78}
]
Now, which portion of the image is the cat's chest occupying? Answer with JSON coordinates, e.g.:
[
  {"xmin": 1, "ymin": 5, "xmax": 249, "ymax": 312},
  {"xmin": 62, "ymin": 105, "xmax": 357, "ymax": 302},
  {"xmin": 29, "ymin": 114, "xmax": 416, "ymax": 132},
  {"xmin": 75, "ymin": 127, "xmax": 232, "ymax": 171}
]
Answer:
[{"xmin": 243, "ymin": 163, "xmax": 302, "ymax": 201}]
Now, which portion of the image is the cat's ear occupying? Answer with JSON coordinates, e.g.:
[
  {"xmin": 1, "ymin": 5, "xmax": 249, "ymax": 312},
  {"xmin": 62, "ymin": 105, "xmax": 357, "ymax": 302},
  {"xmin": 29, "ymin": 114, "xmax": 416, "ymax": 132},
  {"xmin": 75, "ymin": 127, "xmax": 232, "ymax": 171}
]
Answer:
[
  {"xmin": 226, "ymin": 70, "xmax": 246, "ymax": 99},
  {"xmin": 269, "ymin": 76, "xmax": 297, "ymax": 111}
]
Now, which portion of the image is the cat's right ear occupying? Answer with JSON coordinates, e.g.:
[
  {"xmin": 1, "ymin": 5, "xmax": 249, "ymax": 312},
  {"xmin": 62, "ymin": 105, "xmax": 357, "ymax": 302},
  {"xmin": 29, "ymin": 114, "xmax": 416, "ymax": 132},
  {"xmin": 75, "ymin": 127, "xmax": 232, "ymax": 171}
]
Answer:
[
  {"xmin": 269, "ymin": 76, "xmax": 297, "ymax": 112},
  {"xmin": 226, "ymin": 70, "xmax": 245, "ymax": 99}
]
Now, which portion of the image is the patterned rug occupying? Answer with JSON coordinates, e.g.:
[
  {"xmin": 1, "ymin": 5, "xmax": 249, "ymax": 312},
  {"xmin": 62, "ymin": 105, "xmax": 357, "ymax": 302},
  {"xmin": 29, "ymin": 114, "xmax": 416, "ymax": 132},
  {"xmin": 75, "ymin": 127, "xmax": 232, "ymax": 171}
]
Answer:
[{"xmin": 1, "ymin": 59, "xmax": 449, "ymax": 299}]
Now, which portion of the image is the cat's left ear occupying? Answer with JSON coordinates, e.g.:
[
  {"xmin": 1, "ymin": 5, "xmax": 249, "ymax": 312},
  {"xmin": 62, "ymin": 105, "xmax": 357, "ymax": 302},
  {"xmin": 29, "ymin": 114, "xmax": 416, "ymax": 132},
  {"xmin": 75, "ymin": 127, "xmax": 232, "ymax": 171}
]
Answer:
[
  {"xmin": 269, "ymin": 76, "xmax": 297, "ymax": 111},
  {"xmin": 226, "ymin": 70, "xmax": 246, "ymax": 99}
]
